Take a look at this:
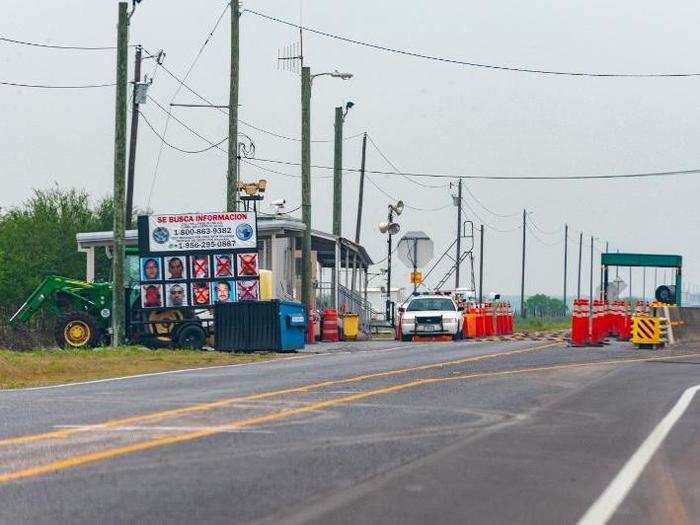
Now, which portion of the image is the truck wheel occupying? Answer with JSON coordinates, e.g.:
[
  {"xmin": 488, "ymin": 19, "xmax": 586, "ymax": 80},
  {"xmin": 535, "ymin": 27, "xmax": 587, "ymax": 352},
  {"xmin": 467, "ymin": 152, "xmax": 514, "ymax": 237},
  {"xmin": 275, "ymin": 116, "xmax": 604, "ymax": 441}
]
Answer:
[
  {"xmin": 55, "ymin": 313, "xmax": 100, "ymax": 349},
  {"xmin": 176, "ymin": 324, "xmax": 206, "ymax": 350}
]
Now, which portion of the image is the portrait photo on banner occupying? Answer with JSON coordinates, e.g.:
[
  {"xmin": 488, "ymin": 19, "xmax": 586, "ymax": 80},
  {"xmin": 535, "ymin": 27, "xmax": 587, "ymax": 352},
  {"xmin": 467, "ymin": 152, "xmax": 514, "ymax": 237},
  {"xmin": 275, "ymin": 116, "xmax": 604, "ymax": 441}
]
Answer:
[
  {"xmin": 212, "ymin": 280, "xmax": 236, "ymax": 304},
  {"xmin": 214, "ymin": 254, "xmax": 234, "ymax": 278},
  {"xmin": 191, "ymin": 281, "xmax": 211, "ymax": 306},
  {"xmin": 237, "ymin": 253, "xmax": 258, "ymax": 277},
  {"xmin": 191, "ymin": 255, "xmax": 210, "ymax": 279},
  {"xmin": 164, "ymin": 256, "xmax": 187, "ymax": 280},
  {"xmin": 141, "ymin": 284, "xmax": 164, "ymax": 308},
  {"xmin": 165, "ymin": 282, "xmax": 188, "ymax": 307},
  {"xmin": 140, "ymin": 257, "xmax": 162, "ymax": 281}
]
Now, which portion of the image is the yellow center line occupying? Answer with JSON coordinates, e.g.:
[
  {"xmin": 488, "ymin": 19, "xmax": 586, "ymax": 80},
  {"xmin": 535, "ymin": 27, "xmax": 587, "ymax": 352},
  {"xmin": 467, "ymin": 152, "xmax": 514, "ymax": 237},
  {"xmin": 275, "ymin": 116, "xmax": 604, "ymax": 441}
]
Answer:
[
  {"xmin": 0, "ymin": 343, "xmax": 559, "ymax": 446},
  {"xmin": 1, "ymin": 351, "xmax": 697, "ymax": 485}
]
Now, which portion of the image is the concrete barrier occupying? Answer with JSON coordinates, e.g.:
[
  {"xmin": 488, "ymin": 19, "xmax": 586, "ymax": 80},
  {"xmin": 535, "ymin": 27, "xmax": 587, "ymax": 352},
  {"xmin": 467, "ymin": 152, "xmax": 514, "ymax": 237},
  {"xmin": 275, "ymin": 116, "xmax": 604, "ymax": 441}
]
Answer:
[{"xmin": 674, "ymin": 307, "xmax": 700, "ymax": 343}]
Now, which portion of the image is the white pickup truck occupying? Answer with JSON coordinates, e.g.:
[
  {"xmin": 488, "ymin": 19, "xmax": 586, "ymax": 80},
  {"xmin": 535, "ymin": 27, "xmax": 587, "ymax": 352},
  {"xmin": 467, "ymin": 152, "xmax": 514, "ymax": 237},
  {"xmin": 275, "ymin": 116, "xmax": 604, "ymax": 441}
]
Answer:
[{"xmin": 399, "ymin": 295, "xmax": 463, "ymax": 341}]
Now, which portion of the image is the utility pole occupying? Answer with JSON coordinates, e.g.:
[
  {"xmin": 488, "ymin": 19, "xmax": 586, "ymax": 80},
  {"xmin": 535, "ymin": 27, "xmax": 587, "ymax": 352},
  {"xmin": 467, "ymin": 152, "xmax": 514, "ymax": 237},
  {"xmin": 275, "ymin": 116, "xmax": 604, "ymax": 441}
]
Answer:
[
  {"xmin": 455, "ymin": 179, "xmax": 463, "ymax": 288},
  {"xmin": 354, "ymin": 132, "xmax": 367, "ymax": 244},
  {"xmin": 112, "ymin": 1, "xmax": 128, "ymax": 346},
  {"xmin": 563, "ymin": 223, "xmax": 568, "ymax": 308},
  {"xmin": 577, "ymin": 232, "xmax": 583, "ymax": 298},
  {"xmin": 520, "ymin": 209, "xmax": 526, "ymax": 317},
  {"xmin": 386, "ymin": 207, "xmax": 394, "ymax": 326},
  {"xmin": 227, "ymin": 0, "xmax": 240, "ymax": 212},
  {"xmin": 332, "ymin": 106, "xmax": 343, "ymax": 236},
  {"xmin": 589, "ymin": 236, "xmax": 594, "ymax": 315},
  {"xmin": 478, "ymin": 224, "xmax": 484, "ymax": 305},
  {"xmin": 125, "ymin": 44, "xmax": 142, "ymax": 229},
  {"xmin": 300, "ymin": 66, "xmax": 313, "ymax": 323}
]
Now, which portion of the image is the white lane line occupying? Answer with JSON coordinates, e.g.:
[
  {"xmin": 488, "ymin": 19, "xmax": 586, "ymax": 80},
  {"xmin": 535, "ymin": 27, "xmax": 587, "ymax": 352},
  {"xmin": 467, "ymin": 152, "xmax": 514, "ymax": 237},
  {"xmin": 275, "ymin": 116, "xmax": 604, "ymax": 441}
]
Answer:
[{"xmin": 578, "ymin": 384, "xmax": 700, "ymax": 525}]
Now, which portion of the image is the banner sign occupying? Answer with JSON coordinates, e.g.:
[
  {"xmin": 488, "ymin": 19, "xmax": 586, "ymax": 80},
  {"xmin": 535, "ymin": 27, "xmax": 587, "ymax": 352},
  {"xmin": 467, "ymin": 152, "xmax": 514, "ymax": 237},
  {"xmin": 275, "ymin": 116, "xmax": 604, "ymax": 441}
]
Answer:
[
  {"xmin": 139, "ymin": 212, "xmax": 257, "ymax": 253},
  {"xmin": 136, "ymin": 212, "xmax": 260, "ymax": 309}
]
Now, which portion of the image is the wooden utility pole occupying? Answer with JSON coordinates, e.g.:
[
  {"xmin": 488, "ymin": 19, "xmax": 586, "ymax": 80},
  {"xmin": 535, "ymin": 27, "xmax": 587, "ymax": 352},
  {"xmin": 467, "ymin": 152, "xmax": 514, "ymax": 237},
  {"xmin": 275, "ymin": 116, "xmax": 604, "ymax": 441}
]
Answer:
[
  {"xmin": 332, "ymin": 106, "xmax": 343, "ymax": 237},
  {"xmin": 563, "ymin": 223, "xmax": 568, "ymax": 308},
  {"xmin": 112, "ymin": 1, "xmax": 129, "ymax": 346},
  {"xmin": 455, "ymin": 179, "xmax": 463, "ymax": 288},
  {"xmin": 577, "ymin": 232, "xmax": 583, "ymax": 298},
  {"xmin": 478, "ymin": 224, "xmax": 484, "ymax": 305},
  {"xmin": 520, "ymin": 209, "xmax": 526, "ymax": 317},
  {"xmin": 125, "ymin": 44, "xmax": 142, "ymax": 229},
  {"xmin": 227, "ymin": 1, "xmax": 240, "ymax": 211},
  {"xmin": 300, "ymin": 67, "xmax": 313, "ymax": 322},
  {"xmin": 354, "ymin": 132, "xmax": 367, "ymax": 243}
]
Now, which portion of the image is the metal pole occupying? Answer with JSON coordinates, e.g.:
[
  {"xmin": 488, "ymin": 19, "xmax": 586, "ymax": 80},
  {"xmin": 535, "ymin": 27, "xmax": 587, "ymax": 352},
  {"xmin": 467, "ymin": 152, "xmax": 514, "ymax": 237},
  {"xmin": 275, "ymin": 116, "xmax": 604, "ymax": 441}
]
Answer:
[
  {"xmin": 520, "ymin": 209, "xmax": 526, "ymax": 317},
  {"xmin": 455, "ymin": 179, "xmax": 463, "ymax": 288},
  {"xmin": 111, "ymin": 1, "xmax": 129, "ymax": 346},
  {"xmin": 227, "ymin": 0, "xmax": 240, "ymax": 211},
  {"xmin": 629, "ymin": 267, "xmax": 633, "ymax": 303},
  {"xmin": 354, "ymin": 132, "xmax": 367, "ymax": 244},
  {"xmin": 577, "ymin": 232, "xmax": 583, "ymax": 298},
  {"xmin": 386, "ymin": 209, "xmax": 394, "ymax": 325},
  {"xmin": 563, "ymin": 223, "xmax": 568, "ymax": 308},
  {"xmin": 478, "ymin": 224, "xmax": 484, "ymax": 305},
  {"xmin": 642, "ymin": 267, "xmax": 646, "ymax": 301},
  {"xmin": 413, "ymin": 238, "xmax": 418, "ymax": 294},
  {"xmin": 332, "ymin": 106, "xmax": 343, "ymax": 237},
  {"xmin": 589, "ymin": 236, "xmax": 594, "ymax": 315},
  {"xmin": 125, "ymin": 44, "xmax": 142, "ymax": 229},
  {"xmin": 300, "ymin": 67, "xmax": 313, "ymax": 319}
]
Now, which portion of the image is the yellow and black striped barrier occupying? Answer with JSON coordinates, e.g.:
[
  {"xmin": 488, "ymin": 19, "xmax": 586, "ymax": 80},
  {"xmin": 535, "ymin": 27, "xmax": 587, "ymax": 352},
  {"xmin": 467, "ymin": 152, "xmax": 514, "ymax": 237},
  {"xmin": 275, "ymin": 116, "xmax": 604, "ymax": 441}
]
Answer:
[{"xmin": 631, "ymin": 316, "xmax": 663, "ymax": 348}]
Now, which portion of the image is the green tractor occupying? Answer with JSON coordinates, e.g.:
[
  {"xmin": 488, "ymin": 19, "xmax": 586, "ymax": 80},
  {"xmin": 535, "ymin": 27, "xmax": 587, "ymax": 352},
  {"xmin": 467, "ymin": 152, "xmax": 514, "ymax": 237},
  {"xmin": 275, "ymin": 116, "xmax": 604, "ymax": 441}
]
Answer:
[{"xmin": 9, "ymin": 250, "xmax": 208, "ymax": 349}]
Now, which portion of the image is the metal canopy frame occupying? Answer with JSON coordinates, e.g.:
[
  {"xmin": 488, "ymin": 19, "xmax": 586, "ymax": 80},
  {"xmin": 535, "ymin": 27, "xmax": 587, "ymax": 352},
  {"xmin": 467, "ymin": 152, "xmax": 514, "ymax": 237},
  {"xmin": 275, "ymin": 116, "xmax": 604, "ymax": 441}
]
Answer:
[{"xmin": 601, "ymin": 252, "xmax": 682, "ymax": 305}]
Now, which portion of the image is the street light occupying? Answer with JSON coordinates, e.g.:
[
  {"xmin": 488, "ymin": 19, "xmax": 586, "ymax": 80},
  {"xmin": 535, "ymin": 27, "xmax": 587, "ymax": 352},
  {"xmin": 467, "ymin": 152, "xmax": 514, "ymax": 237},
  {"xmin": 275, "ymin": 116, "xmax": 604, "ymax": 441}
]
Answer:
[
  {"xmin": 379, "ymin": 200, "xmax": 403, "ymax": 326},
  {"xmin": 300, "ymin": 66, "xmax": 353, "ymax": 337}
]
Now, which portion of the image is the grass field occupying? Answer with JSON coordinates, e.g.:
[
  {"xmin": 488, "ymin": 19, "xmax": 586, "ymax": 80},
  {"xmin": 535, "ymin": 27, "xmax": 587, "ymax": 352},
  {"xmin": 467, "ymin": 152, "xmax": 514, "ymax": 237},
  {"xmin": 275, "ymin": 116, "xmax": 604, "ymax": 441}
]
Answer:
[
  {"xmin": 0, "ymin": 347, "xmax": 289, "ymax": 389},
  {"xmin": 514, "ymin": 317, "xmax": 570, "ymax": 332}
]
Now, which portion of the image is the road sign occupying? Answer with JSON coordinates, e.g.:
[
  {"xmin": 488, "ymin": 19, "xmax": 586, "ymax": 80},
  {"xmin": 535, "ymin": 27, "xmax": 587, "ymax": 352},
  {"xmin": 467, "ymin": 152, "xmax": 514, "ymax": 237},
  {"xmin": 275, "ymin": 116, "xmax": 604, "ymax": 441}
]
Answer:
[
  {"xmin": 410, "ymin": 271, "xmax": 423, "ymax": 284},
  {"xmin": 397, "ymin": 231, "xmax": 434, "ymax": 269}
]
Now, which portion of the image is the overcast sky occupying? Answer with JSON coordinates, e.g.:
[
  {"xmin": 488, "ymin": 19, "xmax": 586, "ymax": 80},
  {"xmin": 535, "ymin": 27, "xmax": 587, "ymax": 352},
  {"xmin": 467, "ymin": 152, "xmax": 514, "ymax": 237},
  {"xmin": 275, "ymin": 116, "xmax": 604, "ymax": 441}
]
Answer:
[{"xmin": 2, "ymin": 1, "xmax": 699, "ymax": 297}]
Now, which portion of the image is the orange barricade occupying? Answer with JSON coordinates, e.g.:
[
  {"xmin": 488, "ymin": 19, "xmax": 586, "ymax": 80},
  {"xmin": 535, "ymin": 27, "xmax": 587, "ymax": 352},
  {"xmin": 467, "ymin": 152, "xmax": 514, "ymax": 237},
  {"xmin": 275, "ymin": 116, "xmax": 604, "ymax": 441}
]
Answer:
[
  {"xmin": 571, "ymin": 299, "xmax": 590, "ymax": 347},
  {"xmin": 589, "ymin": 300, "xmax": 605, "ymax": 346},
  {"xmin": 475, "ymin": 305, "xmax": 485, "ymax": 337},
  {"xmin": 321, "ymin": 309, "xmax": 339, "ymax": 342},
  {"xmin": 484, "ymin": 303, "xmax": 494, "ymax": 336},
  {"xmin": 466, "ymin": 307, "xmax": 478, "ymax": 338}
]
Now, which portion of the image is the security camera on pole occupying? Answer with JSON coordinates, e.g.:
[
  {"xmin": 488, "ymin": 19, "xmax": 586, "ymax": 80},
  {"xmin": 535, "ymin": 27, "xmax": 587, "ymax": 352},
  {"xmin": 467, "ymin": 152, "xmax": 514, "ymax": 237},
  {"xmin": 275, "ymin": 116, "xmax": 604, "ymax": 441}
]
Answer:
[{"xmin": 378, "ymin": 200, "xmax": 404, "ymax": 326}]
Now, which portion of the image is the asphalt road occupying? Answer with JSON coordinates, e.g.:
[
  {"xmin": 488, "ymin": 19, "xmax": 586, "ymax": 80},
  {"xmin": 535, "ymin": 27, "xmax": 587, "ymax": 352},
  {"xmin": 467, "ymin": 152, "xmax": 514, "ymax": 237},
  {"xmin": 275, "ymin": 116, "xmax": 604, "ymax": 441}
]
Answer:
[{"xmin": 0, "ymin": 338, "xmax": 698, "ymax": 524}]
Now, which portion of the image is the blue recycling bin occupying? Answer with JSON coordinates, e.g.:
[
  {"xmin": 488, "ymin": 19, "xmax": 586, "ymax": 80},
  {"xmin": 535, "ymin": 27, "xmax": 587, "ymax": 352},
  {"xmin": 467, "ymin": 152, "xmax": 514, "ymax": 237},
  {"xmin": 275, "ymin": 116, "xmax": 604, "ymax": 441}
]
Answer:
[{"xmin": 215, "ymin": 300, "xmax": 306, "ymax": 352}]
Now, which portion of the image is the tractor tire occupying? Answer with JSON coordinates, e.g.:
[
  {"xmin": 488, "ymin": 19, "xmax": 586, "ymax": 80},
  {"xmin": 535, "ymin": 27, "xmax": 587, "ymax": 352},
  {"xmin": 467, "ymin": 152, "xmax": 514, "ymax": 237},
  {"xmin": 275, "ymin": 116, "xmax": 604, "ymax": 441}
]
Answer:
[
  {"xmin": 175, "ymin": 324, "xmax": 206, "ymax": 350},
  {"xmin": 55, "ymin": 313, "xmax": 101, "ymax": 349}
]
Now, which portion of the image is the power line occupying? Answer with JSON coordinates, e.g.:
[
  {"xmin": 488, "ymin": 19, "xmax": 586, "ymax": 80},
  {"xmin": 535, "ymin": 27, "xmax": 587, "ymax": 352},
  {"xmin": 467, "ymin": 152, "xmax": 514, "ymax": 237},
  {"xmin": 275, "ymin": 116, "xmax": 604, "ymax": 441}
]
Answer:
[
  {"xmin": 528, "ymin": 216, "xmax": 562, "ymax": 236},
  {"xmin": 0, "ymin": 80, "xmax": 115, "ymax": 89},
  {"xmin": 461, "ymin": 184, "xmax": 520, "ymax": 218},
  {"xmin": 366, "ymin": 134, "xmax": 447, "ymax": 189},
  {"xmin": 365, "ymin": 175, "xmax": 452, "ymax": 211},
  {"xmin": 245, "ymin": 9, "xmax": 700, "ymax": 78},
  {"xmin": 147, "ymin": 2, "xmax": 230, "ymax": 206},
  {"xmin": 526, "ymin": 222, "xmax": 562, "ymax": 246},
  {"xmin": 139, "ymin": 110, "xmax": 227, "ymax": 154},
  {"xmin": 0, "ymin": 35, "xmax": 123, "ymax": 51},
  {"xmin": 459, "ymin": 197, "xmax": 522, "ymax": 233},
  {"xmin": 250, "ymin": 156, "xmax": 700, "ymax": 181},
  {"xmin": 151, "ymin": 57, "xmax": 362, "ymax": 143}
]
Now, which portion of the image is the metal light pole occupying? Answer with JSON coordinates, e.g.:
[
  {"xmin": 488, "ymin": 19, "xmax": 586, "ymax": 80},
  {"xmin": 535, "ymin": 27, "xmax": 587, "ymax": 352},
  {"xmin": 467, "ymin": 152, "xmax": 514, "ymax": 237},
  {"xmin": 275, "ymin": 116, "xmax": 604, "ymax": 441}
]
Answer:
[{"xmin": 300, "ymin": 68, "xmax": 353, "ymax": 326}]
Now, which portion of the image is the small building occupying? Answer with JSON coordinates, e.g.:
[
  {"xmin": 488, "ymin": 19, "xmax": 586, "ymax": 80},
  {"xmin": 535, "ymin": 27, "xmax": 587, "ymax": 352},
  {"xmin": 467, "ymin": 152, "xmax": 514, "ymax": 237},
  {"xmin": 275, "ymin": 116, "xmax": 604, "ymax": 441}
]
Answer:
[{"xmin": 75, "ymin": 214, "xmax": 376, "ymax": 329}]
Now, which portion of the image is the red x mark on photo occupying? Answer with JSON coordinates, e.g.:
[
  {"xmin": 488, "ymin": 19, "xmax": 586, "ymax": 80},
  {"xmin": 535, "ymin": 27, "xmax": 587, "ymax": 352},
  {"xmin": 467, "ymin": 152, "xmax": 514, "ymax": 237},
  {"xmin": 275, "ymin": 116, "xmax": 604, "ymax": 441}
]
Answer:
[
  {"xmin": 193, "ymin": 257, "xmax": 209, "ymax": 278},
  {"xmin": 237, "ymin": 280, "xmax": 258, "ymax": 300},
  {"xmin": 193, "ymin": 285, "xmax": 210, "ymax": 305},
  {"xmin": 215, "ymin": 256, "xmax": 232, "ymax": 277},
  {"xmin": 238, "ymin": 253, "xmax": 258, "ymax": 276}
]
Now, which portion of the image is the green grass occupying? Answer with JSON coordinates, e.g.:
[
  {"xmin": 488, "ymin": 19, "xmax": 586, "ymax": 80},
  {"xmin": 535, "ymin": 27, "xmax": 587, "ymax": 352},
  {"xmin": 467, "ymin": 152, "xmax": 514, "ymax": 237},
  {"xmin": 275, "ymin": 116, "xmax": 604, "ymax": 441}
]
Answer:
[
  {"xmin": 0, "ymin": 346, "xmax": 289, "ymax": 389},
  {"xmin": 514, "ymin": 317, "xmax": 570, "ymax": 332}
]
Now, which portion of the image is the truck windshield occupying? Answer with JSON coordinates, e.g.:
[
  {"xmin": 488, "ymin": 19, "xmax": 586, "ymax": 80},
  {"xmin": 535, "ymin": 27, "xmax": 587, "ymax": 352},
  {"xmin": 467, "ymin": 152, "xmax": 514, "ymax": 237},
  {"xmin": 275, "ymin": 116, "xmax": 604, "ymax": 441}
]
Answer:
[{"xmin": 406, "ymin": 298, "xmax": 455, "ymax": 312}]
